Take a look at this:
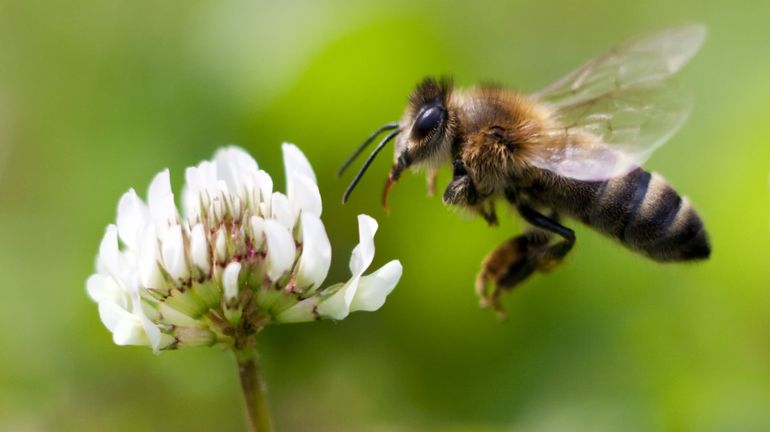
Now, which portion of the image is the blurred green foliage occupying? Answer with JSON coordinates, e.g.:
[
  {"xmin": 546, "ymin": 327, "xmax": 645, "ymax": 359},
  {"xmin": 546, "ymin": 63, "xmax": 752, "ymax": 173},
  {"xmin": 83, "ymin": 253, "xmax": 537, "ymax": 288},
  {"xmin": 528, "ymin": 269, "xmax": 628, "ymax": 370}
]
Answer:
[{"xmin": 0, "ymin": 0, "xmax": 769, "ymax": 431}]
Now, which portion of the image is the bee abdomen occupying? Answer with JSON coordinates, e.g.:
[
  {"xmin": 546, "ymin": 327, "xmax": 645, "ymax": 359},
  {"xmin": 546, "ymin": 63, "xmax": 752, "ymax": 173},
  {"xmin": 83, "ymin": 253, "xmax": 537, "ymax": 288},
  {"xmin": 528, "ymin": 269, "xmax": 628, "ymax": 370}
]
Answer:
[{"xmin": 588, "ymin": 170, "xmax": 710, "ymax": 262}]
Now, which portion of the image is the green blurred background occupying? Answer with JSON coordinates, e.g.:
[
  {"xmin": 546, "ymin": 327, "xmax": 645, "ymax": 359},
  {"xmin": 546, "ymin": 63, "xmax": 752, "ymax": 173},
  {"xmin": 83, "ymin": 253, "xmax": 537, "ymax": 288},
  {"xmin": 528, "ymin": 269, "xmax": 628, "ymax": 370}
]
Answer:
[{"xmin": 1, "ymin": 0, "xmax": 769, "ymax": 431}]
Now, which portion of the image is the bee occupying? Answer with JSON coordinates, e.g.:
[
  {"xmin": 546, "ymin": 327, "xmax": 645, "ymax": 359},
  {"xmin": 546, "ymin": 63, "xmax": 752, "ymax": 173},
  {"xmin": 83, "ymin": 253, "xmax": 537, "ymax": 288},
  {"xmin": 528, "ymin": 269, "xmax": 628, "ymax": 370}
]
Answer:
[{"xmin": 339, "ymin": 25, "xmax": 711, "ymax": 313}]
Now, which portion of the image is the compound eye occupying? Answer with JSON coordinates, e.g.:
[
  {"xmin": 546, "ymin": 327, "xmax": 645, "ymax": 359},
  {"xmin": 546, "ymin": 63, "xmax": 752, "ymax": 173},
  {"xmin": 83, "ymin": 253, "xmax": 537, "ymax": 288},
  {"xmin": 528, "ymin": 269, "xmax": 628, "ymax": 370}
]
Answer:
[{"xmin": 412, "ymin": 105, "xmax": 444, "ymax": 139}]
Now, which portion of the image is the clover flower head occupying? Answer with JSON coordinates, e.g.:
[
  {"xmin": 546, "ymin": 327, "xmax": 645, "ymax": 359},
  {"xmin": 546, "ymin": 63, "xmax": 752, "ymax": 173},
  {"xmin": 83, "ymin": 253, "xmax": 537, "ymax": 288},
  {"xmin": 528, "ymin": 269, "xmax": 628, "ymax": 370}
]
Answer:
[{"xmin": 87, "ymin": 144, "xmax": 402, "ymax": 352}]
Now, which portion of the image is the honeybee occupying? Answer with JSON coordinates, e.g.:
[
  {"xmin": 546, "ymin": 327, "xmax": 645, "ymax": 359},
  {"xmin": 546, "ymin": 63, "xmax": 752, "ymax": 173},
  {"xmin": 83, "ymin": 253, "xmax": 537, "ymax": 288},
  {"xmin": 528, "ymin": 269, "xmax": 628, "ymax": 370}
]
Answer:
[{"xmin": 339, "ymin": 25, "xmax": 711, "ymax": 313}]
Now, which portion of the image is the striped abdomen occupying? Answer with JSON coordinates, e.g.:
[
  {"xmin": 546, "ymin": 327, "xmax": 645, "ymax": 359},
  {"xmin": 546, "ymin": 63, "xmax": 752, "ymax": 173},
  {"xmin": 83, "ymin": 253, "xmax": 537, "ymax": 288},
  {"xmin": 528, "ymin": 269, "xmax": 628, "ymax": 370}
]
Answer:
[{"xmin": 527, "ymin": 168, "xmax": 710, "ymax": 262}]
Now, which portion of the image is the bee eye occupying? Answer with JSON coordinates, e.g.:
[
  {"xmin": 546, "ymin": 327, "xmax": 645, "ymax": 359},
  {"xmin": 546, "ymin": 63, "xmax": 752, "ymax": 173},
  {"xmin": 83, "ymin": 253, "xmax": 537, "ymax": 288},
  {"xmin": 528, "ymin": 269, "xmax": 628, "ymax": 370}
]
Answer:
[{"xmin": 412, "ymin": 105, "xmax": 444, "ymax": 139}]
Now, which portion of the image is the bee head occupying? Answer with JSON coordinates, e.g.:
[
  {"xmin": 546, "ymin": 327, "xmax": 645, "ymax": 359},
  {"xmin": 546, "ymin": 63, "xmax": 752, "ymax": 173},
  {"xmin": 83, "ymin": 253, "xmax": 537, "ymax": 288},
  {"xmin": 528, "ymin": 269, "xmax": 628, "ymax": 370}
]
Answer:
[
  {"xmin": 339, "ymin": 77, "xmax": 455, "ymax": 208},
  {"xmin": 392, "ymin": 77, "xmax": 454, "ymax": 181}
]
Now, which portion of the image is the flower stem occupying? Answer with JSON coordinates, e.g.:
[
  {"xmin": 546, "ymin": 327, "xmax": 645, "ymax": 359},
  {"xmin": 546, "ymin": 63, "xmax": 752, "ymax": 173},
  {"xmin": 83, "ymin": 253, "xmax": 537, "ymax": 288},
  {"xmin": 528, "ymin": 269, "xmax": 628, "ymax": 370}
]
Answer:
[{"xmin": 236, "ymin": 349, "xmax": 273, "ymax": 432}]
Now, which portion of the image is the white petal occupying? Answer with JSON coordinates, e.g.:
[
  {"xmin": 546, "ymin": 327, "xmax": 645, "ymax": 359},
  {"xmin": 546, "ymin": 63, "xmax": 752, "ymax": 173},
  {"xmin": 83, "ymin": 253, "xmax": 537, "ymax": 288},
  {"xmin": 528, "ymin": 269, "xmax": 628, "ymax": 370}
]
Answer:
[
  {"xmin": 97, "ymin": 225, "xmax": 120, "ymax": 277},
  {"xmin": 255, "ymin": 170, "xmax": 273, "ymax": 212},
  {"xmin": 270, "ymin": 192, "xmax": 296, "ymax": 230},
  {"xmin": 214, "ymin": 226, "xmax": 228, "ymax": 263},
  {"xmin": 230, "ymin": 193, "xmax": 244, "ymax": 221},
  {"xmin": 281, "ymin": 143, "xmax": 317, "ymax": 184},
  {"xmin": 116, "ymin": 189, "xmax": 149, "ymax": 251},
  {"xmin": 97, "ymin": 301, "xmax": 129, "ymax": 333},
  {"xmin": 189, "ymin": 223, "xmax": 210, "ymax": 273},
  {"xmin": 250, "ymin": 216, "xmax": 265, "ymax": 250},
  {"xmin": 263, "ymin": 219, "xmax": 296, "ymax": 281},
  {"xmin": 181, "ymin": 188, "xmax": 198, "ymax": 223},
  {"xmin": 182, "ymin": 161, "xmax": 216, "ymax": 221},
  {"xmin": 131, "ymin": 297, "xmax": 163, "ymax": 351},
  {"xmin": 350, "ymin": 260, "xmax": 402, "ymax": 312},
  {"xmin": 161, "ymin": 224, "xmax": 189, "ymax": 281},
  {"xmin": 222, "ymin": 261, "xmax": 242, "ymax": 301},
  {"xmin": 210, "ymin": 180, "xmax": 230, "ymax": 223},
  {"xmin": 288, "ymin": 171, "xmax": 322, "ymax": 217},
  {"xmin": 349, "ymin": 214, "xmax": 378, "ymax": 276},
  {"xmin": 295, "ymin": 213, "xmax": 331, "ymax": 290},
  {"xmin": 112, "ymin": 314, "xmax": 151, "ymax": 347},
  {"xmin": 148, "ymin": 169, "xmax": 178, "ymax": 236},
  {"xmin": 86, "ymin": 274, "xmax": 123, "ymax": 304},
  {"xmin": 197, "ymin": 160, "xmax": 217, "ymax": 188},
  {"xmin": 214, "ymin": 146, "xmax": 259, "ymax": 195},
  {"xmin": 316, "ymin": 281, "xmax": 355, "ymax": 320},
  {"xmin": 138, "ymin": 224, "xmax": 164, "ymax": 289},
  {"xmin": 186, "ymin": 160, "xmax": 216, "ymax": 194},
  {"xmin": 282, "ymin": 143, "xmax": 322, "ymax": 217}
]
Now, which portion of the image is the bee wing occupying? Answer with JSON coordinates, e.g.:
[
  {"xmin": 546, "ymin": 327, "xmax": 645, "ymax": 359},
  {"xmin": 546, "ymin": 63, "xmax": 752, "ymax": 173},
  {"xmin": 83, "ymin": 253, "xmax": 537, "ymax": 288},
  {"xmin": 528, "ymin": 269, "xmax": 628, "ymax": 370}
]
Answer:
[{"xmin": 527, "ymin": 24, "xmax": 705, "ymax": 181}]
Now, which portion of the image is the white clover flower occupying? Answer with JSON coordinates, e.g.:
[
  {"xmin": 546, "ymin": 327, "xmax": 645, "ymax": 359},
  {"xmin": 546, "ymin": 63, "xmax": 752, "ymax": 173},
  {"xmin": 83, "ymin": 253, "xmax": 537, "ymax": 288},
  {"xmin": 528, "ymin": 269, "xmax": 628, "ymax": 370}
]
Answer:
[{"xmin": 87, "ymin": 144, "xmax": 402, "ymax": 352}]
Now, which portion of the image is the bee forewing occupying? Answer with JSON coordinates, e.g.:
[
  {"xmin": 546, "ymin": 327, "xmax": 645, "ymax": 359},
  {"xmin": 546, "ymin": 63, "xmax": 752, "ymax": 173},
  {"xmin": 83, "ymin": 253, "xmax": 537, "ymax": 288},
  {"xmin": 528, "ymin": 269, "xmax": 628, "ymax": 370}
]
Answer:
[
  {"xmin": 532, "ymin": 24, "xmax": 705, "ymax": 106},
  {"xmin": 527, "ymin": 25, "xmax": 704, "ymax": 181}
]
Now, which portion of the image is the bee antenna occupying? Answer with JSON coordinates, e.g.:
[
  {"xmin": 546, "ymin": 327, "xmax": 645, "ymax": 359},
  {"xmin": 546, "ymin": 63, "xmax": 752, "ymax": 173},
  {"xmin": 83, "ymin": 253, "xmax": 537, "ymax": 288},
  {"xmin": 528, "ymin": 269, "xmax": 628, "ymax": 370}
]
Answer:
[
  {"xmin": 338, "ymin": 122, "xmax": 400, "ymax": 177},
  {"xmin": 342, "ymin": 129, "xmax": 401, "ymax": 204}
]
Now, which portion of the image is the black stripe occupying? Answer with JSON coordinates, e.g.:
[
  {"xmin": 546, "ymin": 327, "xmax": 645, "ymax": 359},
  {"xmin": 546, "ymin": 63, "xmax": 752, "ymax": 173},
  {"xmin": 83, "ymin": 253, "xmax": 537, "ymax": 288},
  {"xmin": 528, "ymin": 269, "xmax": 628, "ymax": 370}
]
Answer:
[
  {"xmin": 624, "ymin": 179, "xmax": 681, "ymax": 248},
  {"xmin": 652, "ymin": 206, "xmax": 707, "ymax": 261},
  {"xmin": 587, "ymin": 168, "xmax": 647, "ymax": 238},
  {"xmin": 619, "ymin": 171, "xmax": 652, "ymax": 243}
]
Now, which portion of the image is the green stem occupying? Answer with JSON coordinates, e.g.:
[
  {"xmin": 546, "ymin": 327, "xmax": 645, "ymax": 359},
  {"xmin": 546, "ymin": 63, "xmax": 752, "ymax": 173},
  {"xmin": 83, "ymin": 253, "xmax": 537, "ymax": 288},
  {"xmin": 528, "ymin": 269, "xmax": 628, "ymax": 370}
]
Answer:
[{"xmin": 236, "ymin": 349, "xmax": 273, "ymax": 432}]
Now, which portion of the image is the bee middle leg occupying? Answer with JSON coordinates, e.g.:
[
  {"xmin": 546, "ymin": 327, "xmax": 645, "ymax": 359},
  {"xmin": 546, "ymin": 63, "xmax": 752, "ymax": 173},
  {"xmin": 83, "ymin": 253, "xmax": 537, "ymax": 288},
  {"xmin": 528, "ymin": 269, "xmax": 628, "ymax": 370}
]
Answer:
[{"xmin": 476, "ymin": 205, "xmax": 575, "ymax": 316}]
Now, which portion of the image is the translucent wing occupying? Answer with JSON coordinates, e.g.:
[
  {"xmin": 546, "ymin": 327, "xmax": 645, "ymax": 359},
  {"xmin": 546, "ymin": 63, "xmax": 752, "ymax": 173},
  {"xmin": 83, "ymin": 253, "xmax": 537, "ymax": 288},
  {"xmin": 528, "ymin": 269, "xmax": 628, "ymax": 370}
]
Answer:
[{"xmin": 527, "ymin": 24, "xmax": 705, "ymax": 181}]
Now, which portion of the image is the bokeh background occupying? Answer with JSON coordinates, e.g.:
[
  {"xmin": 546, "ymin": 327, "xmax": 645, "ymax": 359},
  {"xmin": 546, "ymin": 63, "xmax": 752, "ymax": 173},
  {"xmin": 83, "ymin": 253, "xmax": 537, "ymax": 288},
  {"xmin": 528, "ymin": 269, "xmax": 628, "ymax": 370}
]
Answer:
[{"xmin": 1, "ymin": 1, "xmax": 769, "ymax": 431}]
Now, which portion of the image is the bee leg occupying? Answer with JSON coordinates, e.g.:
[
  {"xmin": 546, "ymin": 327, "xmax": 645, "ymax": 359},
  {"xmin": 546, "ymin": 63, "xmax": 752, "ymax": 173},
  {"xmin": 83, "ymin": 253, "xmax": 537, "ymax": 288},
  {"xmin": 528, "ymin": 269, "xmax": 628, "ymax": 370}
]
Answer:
[
  {"xmin": 426, "ymin": 168, "xmax": 438, "ymax": 197},
  {"xmin": 476, "ymin": 230, "xmax": 550, "ymax": 317},
  {"xmin": 480, "ymin": 201, "xmax": 498, "ymax": 226},
  {"xmin": 517, "ymin": 205, "xmax": 575, "ymax": 271},
  {"xmin": 443, "ymin": 162, "xmax": 479, "ymax": 207},
  {"xmin": 476, "ymin": 206, "xmax": 575, "ymax": 316}
]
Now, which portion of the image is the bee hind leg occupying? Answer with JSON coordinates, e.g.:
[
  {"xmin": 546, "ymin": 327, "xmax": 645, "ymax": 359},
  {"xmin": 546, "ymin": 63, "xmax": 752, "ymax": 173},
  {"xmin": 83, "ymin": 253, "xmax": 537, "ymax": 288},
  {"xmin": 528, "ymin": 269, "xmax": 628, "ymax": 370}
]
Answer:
[
  {"xmin": 517, "ymin": 205, "xmax": 575, "ymax": 271},
  {"xmin": 476, "ymin": 230, "xmax": 550, "ymax": 317},
  {"xmin": 476, "ymin": 206, "xmax": 575, "ymax": 317}
]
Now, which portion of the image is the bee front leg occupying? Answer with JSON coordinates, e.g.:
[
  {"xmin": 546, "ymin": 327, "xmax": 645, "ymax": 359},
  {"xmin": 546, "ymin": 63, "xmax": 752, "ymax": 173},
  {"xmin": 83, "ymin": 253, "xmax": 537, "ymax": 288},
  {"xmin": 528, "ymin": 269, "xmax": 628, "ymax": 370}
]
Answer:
[
  {"xmin": 476, "ymin": 206, "xmax": 575, "ymax": 317},
  {"xmin": 443, "ymin": 160, "xmax": 498, "ymax": 226}
]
